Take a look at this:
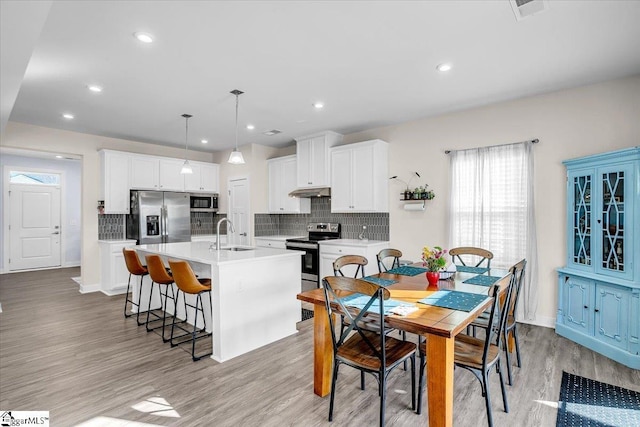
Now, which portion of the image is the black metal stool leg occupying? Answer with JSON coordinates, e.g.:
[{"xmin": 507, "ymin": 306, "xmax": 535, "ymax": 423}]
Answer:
[{"xmin": 135, "ymin": 275, "xmax": 145, "ymax": 326}]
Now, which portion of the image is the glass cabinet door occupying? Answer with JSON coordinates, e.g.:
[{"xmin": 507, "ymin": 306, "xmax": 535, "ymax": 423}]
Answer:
[
  {"xmin": 597, "ymin": 163, "xmax": 633, "ymax": 280},
  {"xmin": 569, "ymin": 170, "xmax": 593, "ymax": 269}
]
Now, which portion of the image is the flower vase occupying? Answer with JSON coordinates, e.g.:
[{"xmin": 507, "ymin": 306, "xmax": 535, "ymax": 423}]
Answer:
[{"xmin": 426, "ymin": 271, "xmax": 440, "ymax": 286}]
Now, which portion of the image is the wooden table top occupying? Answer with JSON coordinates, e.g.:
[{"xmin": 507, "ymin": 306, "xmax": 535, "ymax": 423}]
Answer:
[{"xmin": 297, "ymin": 266, "xmax": 511, "ymax": 339}]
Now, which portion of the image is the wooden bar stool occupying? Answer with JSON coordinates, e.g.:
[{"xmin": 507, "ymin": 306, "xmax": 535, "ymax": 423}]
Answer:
[
  {"xmin": 122, "ymin": 248, "xmax": 148, "ymax": 325},
  {"xmin": 144, "ymin": 255, "xmax": 180, "ymax": 342},
  {"xmin": 167, "ymin": 260, "xmax": 213, "ymax": 361}
]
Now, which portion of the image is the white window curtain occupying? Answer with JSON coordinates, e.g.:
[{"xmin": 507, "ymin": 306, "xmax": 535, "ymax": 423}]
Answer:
[{"xmin": 449, "ymin": 141, "xmax": 538, "ymax": 321}]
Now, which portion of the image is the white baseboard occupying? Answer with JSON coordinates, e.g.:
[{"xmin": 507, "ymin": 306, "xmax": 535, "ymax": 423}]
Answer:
[
  {"xmin": 64, "ymin": 261, "xmax": 81, "ymax": 268},
  {"xmin": 79, "ymin": 283, "xmax": 101, "ymax": 293},
  {"xmin": 101, "ymin": 287, "xmax": 128, "ymax": 297},
  {"xmin": 519, "ymin": 314, "xmax": 556, "ymax": 329}
]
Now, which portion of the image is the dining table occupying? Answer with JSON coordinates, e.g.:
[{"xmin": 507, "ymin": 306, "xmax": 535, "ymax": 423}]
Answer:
[{"xmin": 296, "ymin": 264, "xmax": 512, "ymax": 427}]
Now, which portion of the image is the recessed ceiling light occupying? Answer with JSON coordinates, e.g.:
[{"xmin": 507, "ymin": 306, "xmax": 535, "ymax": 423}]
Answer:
[
  {"xmin": 246, "ymin": 124, "xmax": 255, "ymax": 130},
  {"xmin": 313, "ymin": 102, "xmax": 324, "ymax": 109},
  {"xmin": 62, "ymin": 113, "xmax": 74, "ymax": 119},
  {"xmin": 134, "ymin": 32, "xmax": 154, "ymax": 43},
  {"xmin": 88, "ymin": 85, "xmax": 103, "ymax": 93},
  {"xmin": 55, "ymin": 155, "xmax": 63, "ymax": 159},
  {"xmin": 436, "ymin": 63, "xmax": 452, "ymax": 72},
  {"xmin": 201, "ymin": 139, "xmax": 208, "ymax": 144}
]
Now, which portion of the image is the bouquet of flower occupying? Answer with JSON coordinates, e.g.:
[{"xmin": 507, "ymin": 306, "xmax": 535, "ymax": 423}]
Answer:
[{"xmin": 422, "ymin": 246, "xmax": 447, "ymax": 272}]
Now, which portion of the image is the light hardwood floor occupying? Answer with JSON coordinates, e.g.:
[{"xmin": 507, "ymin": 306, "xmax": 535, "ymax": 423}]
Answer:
[{"xmin": 1, "ymin": 268, "xmax": 638, "ymax": 426}]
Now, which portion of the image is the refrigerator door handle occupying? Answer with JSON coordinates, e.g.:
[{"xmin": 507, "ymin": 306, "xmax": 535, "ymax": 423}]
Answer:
[{"xmin": 162, "ymin": 205, "xmax": 168, "ymax": 243}]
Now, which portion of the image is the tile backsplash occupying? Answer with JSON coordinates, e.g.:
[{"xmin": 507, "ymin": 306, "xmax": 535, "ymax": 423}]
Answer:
[
  {"xmin": 98, "ymin": 212, "xmax": 227, "ymax": 240},
  {"xmin": 98, "ymin": 214, "xmax": 125, "ymax": 240},
  {"xmin": 255, "ymin": 197, "xmax": 389, "ymax": 240}
]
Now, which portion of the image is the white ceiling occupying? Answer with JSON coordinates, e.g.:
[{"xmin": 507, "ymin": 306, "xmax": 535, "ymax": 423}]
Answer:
[{"xmin": 3, "ymin": 1, "xmax": 640, "ymax": 153}]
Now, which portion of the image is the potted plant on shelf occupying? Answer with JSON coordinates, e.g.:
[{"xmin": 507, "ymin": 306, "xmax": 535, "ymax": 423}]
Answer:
[{"xmin": 422, "ymin": 246, "xmax": 447, "ymax": 286}]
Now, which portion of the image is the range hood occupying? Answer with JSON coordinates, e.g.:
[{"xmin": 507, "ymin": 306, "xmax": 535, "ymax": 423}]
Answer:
[{"xmin": 288, "ymin": 187, "xmax": 331, "ymax": 198}]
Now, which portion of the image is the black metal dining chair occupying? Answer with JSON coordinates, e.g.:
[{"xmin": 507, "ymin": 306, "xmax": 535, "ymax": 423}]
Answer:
[
  {"xmin": 322, "ymin": 276, "xmax": 417, "ymax": 427},
  {"xmin": 449, "ymin": 246, "xmax": 494, "ymax": 269},
  {"xmin": 417, "ymin": 274, "xmax": 513, "ymax": 427},
  {"xmin": 376, "ymin": 248, "xmax": 402, "ymax": 273}
]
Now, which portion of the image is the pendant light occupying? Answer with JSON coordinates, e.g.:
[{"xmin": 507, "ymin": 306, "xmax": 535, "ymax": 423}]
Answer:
[
  {"xmin": 180, "ymin": 113, "xmax": 193, "ymax": 174},
  {"xmin": 228, "ymin": 89, "xmax": 245, "ymax": 164}
]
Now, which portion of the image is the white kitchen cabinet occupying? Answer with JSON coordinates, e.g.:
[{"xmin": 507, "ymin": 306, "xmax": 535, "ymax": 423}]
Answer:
[
  {"xmin": 99, "ymin": 150, "xmax": 130, "ymax": 214},
  {"xmin": 254, "ymin": 237, "xmax": 287, "ymax": 249},
  {"xmin": 295, "ymin": 131, "xmax": 343, "ymax": 188},
  {"xmin": 268, "ymin": 155, "xmax": 311, "ymax": 213},
  {"xmin": 129, "ymin": 155, "xmax": 185, "ymax": 191},
  {"xmin": 158, "ymin": 158, "xmax": 185, "ymax": 191},
  {"xmin": 319, "ymin": 239, "xmax": 390, "ymax": 280},
  {"xmin": 330, "ymin": 139, "xmax": 389, "ymax": 213},
  {"xmin": 130, "ymin": 155, "xmax": 160, "ymax": 190},
  {"xmin": 99, "ymin": 239, "xmax": 137, "ymax": 295},
  {"xmin": 184, "ymin": 161, "xmax": 220, "ymax": 193}
]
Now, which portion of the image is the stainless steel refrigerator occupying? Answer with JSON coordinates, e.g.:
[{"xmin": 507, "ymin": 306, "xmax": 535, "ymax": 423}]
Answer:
[{"xmin": 126, "ymin": 190, "xmax": 191, "ymax": 244}]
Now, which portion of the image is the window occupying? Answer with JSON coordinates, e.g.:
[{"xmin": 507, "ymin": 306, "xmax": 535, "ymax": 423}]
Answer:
[
  {"xmin": 449, "ymin": 141, "xmax": 538, "ymax": 320},
  {"xmin": 9, "ymin": 171, "xmax": 60, "ymax": 185}
]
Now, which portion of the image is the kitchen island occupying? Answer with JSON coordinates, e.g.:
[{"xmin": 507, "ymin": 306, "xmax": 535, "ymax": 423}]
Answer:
[{"xmin": 134, "ymin": 241, "xmax": 302, "ymax": 362}]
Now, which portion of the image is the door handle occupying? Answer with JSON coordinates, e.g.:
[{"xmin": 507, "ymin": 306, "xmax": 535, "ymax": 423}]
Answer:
[
  {"xmin": 52, "ymin": 232, "xmax": 60, "ymax": 235},
  {"xmin": 240, "ymin": 232, "xmax": 247, "ymax": 236}
]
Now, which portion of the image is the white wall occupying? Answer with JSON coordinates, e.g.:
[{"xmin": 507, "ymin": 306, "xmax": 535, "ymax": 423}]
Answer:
[
  {"xmin": 342, "ymin": 75, "xmax": 640, "ymax": 327},
  {"xmin": 0, "ymin": 154, "xmax": 81, "ymax": 270},
  {"xmin": 0, "ymin": 123, "xmax": 214, "ymax": 287}
]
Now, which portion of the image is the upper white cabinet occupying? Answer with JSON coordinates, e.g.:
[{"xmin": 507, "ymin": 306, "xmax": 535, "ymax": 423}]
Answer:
[
  {"xmin": 158, "ymin": 158, "xmax": 185, "ymax": 191},
  {"xmin": 184, "ymin": 161, "xmax": 220, "ymax": 193},
  {"xmin": 99, "ymin": 150, "xmax": 130, "ymax": 214},
  {"xmin": 130, "ymin": 155, "xmax": 159, "ymax": 190},
  {"xmin": 268, "ymin": 155, "xmax": 310, "ymax": 214},
  {"xmin": 330, "ymin": 139, "xmax": 389, "ymax": 213},
  {"xmin": 296, "ymin": 131, "xmax": 343, "ymax": 188},
  {"xmin": 129, "ymin": 155, "xmax": 184, "ymax": 191}
]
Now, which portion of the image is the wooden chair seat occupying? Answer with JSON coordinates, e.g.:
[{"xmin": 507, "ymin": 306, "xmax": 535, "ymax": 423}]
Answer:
[
  {"xmin": 338, "ymin": 331, "xmax": 417, "ymax": 371},
  {"xmin": 418, "ymin": 335, "xmax": 501, "ymax": 371}
]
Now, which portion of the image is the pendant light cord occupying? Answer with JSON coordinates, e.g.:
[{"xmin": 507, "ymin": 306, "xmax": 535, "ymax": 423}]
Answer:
[
  {"xmin": 235, "ymin": 93, "xmax": 239, "ymax": 151},
  {"xmin": 185, "ymin": 115, "xmax": 189, "ymax": 157}
]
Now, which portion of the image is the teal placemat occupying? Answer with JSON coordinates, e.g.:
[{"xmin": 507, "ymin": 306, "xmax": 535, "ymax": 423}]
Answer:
[
  {"xmin": 338, "ymin": 294, "xmax": 407, "ymax": 315},
  {"xmin": 362, "ymin": 276, "xmax": 397, "ymax": 287},
  {"xmin": 417, "ymin": 290, "xmax": 488, "ymax": 312},
  {"xmin": 463, "ymin": 275, "xmax": 502, "ymax": 286},
  {"xmin": 386, "ymin": 266, "xmax": 428, "ymax": 276},
  {"xmin": 455, "ymin": 265, "xmax": 489, "ymax": 274}
]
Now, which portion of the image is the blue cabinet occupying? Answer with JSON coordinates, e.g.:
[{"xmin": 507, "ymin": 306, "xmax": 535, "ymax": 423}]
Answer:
[{"xmin": 556, "ymin": 147, "xmax": 640, "ymax": 369}]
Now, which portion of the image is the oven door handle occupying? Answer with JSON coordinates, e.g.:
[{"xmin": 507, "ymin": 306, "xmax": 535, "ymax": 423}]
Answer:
[{"xmin": 286, "ymin": 242, "xmax": 318, "ymax": 250}]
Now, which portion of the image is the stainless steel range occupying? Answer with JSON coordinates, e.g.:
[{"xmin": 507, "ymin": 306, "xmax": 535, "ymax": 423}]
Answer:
[{"xmin": 286, "ymin": 223, "xmax": 341, "ymax": 292}]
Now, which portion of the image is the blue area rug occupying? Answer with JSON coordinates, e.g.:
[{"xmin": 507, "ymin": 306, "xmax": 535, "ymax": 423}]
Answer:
[
  {"xmin": 386, "ymin": 266, "xmax": 428, "ymax": 276},
  {"xmin": 417, "ymin": 290, "xmax": 488, "ymax": 312},
  {"xmin": 556, "ymin": 371, "xmax": 640, "ymax": 427}
]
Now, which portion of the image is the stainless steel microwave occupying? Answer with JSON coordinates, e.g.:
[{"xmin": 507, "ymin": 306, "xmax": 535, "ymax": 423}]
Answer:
[{"xmin": 189, "ymin": 194, "xmax": 218, "ymax": 212}]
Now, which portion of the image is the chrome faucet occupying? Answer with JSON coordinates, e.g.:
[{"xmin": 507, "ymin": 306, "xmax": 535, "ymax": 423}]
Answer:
[{"xmin": 216, "ymin": 218, "xmax": 235, "ymax": 250}]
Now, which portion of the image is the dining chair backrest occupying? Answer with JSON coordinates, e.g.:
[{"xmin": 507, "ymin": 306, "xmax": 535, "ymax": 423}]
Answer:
[
  {"xmin": 376, "ymin": 249, "xmax": 402, "ymax": 273},
  {"xmin": 507, "ymin": 259, "xmax": 527, "ymax": 318},
  {"xmin": 483, "ymin": 273, "xmax": 514, "ymax": 364},
  {"xmin": 123, "ymin": 248, "xmax": 147, "ymax": 275},
  {"xmin": 449, "ymin": 247, "xmax": 494, "ymax": 269},
  {"xmin": 145, "ymin": 254, "xmax": 173, "ymax": 284},
  {"xmin": 168, "ymin": 260, "xmax": 209, "ymax": 295},
  {"xmin": 333, "ymin": 255, "xmax": 368, "ymax": 278},
  {"xmin": 322, "ymin": 276, "xmax": 389, "ymax": 358}
]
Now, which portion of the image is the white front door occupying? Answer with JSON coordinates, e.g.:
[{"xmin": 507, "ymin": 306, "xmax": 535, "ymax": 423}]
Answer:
[
  {"xmin": 8, "ymin": 184, "xmax": 61, "ymax": 270},
  {"xmin": 228, "ymin": 178, "xmax": 250, "ymax": 246}
]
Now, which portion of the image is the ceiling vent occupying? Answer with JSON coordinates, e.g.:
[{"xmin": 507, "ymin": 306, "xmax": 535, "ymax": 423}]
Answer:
[
  {"xmin": 510, "ymin": 0, "xmax": 548, "ymax": 21},
  {"xmin": 263, "ymin": 129, "xmax": 282, "ymax": 136}
]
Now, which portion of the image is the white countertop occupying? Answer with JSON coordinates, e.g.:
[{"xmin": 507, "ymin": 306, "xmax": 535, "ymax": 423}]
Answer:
[
  {"xmin": 318, "ymin": 238, "xmax": 389, "ymax": 247},
  {"xmin": 135, "ymin": 241, "xmax": 303, "ymax": 265},
  {"xmin": 254, "ymin": 235, "xmax": 305, "ymax": 242},
  {"xmin": 98, "ymin": 239, "xmax": 136, "ymax": 244}
]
